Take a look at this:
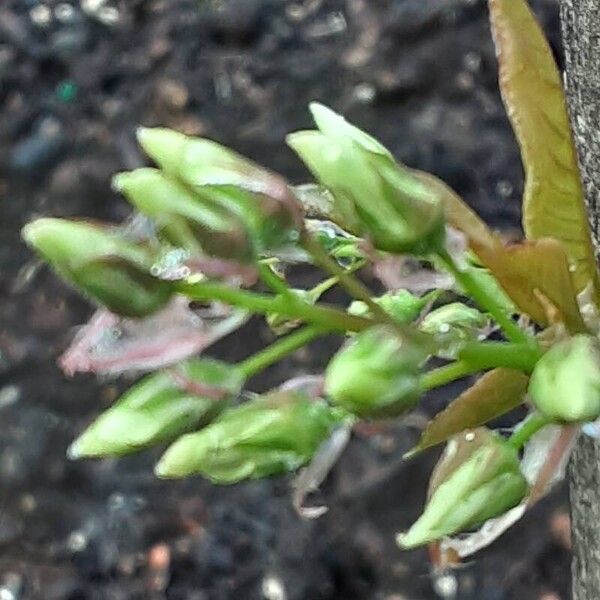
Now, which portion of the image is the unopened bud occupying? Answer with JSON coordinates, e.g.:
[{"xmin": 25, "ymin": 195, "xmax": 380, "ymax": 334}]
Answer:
[
  {"xmin": 136, "ymin": 128, "xmax": 303, "ymax": 252},
  {"xmin": 22, "ymin": 218, "xmax": 173, "ymax": 317},
  {"xmin": 419, "ymin": 302, "xmax": 489, "ymax": 359},
  {"xmin": 324, "ymin": 326, "xmax": 425, "ymax": 418},
  {"xmin": 114, "ymin": 168, "xmax": 255, "ymax": 262},
  {"xmin": 349, "ymin": 290, "xmax": 439, "ymax": 325},
  {"xmin": 529, "ymin": 335, "xmax": 600, "ymax": 422},
  {"xmin": 397, "ymin": 428, "xmax": 528, "ymax": 548},
  {"xmin": 287, "ymin": 104, "xmax": 445, "ymax": 255},
  {"xmin": 155, "ymin": 391, "xmax": 343, "ymax": 482},
  {"xmin": 69, "ymin": 359, "xmax": 243, "ymax": 458}
]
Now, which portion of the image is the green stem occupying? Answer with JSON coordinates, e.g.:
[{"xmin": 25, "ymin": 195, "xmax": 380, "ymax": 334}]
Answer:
[
  {"xmin": 176, "ymin": 279, "xmax": 372, "ymax": 333},
  {"xmin": 258, "ymin": 262, "xmax": 290, "ymax": 295},
  {"xmin": 508, "ymin": 411, "xmax": 550, "ymax": 450},
  {"xmin": 238, "ymin": 325, "xmax": 326, "ymax": 378},
  {"xmin": 420, "ymin": 360, "xmax": 480, "ymax": 391},
  {"xmin": 301, "ymin": 232, "xmax": 393, "ymax": 326},
  {"xmin": 438, "ymin": 249, "xmax": 531, "ymax": 345},
  {"xmin": 459, "ymin": 341, "xmax": 544, "ymax": 374}
]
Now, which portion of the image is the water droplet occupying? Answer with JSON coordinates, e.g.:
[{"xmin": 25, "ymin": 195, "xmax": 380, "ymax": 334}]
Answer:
[
  {"xmin": 353, "ymin": 83, "xmax": 376, "ymax": 104},
  {"xmin": 433, "ymin": 572, "xmax": 458, "ymax": 599},
  {"xmin": 465, "ymin": 432, "xmax": 475, "ymax": 442},
  {"xmin": 0, "ymin": 386, "xmax": 20, "ymax": 410},
  {"xmin": 438, "ymin": 323, "xmax": 451, "ymax": 334},
  {"xmin": 97, "ymin": 5, "xmax": 120, "ymax": 26},
  {"xmin": 54, "ymin": 3, "xmax": 76, "ymax": 23},
  {"xmin": 495, "ymin": 180, "xmax": 513, "ymax": 198},
  {"xmin": 463, "ymin": 51, "xmax": 481, "ymax": 73},
  {"xmin": 30, "ymin": 4, "xmax": 52, "ymax": 26},
  {"xmin": 67, "ymin": 530, "xmax": 88, "ymax": 552},
  {"xmin": 262, "ymin": 574, "xmax": 287, "ymax": 600}
]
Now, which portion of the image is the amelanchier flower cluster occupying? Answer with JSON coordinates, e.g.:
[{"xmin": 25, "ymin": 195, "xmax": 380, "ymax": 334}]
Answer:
[{"xmin": 22, "ymin": 0, "xmax": 600, "ymax": 563}]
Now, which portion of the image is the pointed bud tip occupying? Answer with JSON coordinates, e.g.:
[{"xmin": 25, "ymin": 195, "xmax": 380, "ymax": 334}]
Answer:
[
  {"xmin": 111, "ymin": 171, "xmax": 129, "ymax": 192},
  {"xmin": 402, "ymin": 446, "xmax": 420, "ymax": 460},
  {"xmin": 67, "ymin": 438, "xmax": 83, "ymax": 460},
  {"xmin": 136, "ymin": 126, "xmax": 186, "ymax": 151},
  {"xmin": 21, "ymin": 218, "xmax": 54, "ymax": 247},
  {"xmin": 154, "ymin": 453, "xmax": 185, "ymax": 479},
  {"xmin": 308, "ymin": 102, "xmax": 338, "ymax": 126}
]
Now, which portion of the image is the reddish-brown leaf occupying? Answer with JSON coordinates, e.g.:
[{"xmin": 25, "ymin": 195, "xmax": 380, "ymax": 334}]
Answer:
[{"xmin": 407, "ymin": 368, "xmax": 528, "ymax": 456}]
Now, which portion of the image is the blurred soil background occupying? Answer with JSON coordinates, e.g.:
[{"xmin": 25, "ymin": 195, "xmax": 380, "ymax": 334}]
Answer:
[{"xmin": 0, "ymin": 0, "xmax": 572, "ymax": 598}]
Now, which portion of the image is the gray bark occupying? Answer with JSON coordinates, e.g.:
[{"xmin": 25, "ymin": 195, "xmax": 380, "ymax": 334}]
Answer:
[{"xmin": 560, "ymin": 2, "xmax": 600, "ymax": 598}]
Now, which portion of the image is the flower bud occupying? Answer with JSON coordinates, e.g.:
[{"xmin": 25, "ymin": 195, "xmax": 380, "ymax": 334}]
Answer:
[
  {"xmin": 324, "ymin": 326, "xmax": 425, "ymax": 418},
  {"xmin": 155, "ymin": 391, "xmax": 343, "ymax": 482},
  {"xmin": 529, "ymin": 335, "xmax": 600, "ymax": 422},
  {"xmin": 22, "ymin": 218, "xmax": 173, "ymax": 317},
  {"xmin": 419, "ymin": 302, "xmax": 489, "ymax": 359},
  {"xmin": 136, "ymin": 128, "xmax": 303, "ymax": 252},
  {"xmin": 69, "ymin": 359, "xmax": 244, "ymax": 458},
  {"xmin": 397, "ymin": 428, "xmax": 528, "ymax": 548},
  {"xmin": 114, "ymin": 168, "xmax": 255, "ymax": 262},
  {"xmin": 287, "ymin": 103, "xmax": 445, "ymax": 255},
  {"xmin": 349, "ymin": 290, "xmax": 439, "ymax": 325}
]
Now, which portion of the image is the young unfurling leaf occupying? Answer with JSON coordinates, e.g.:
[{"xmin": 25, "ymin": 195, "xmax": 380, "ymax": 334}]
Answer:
[
  {"xmin": 439, "ymin": 182, "xmax": 586, "ymax": 332},
  {"xmin": 475, "ymin": 239, "xmax": 587, "ymax": 333},
  {"xmin": 489, "ymin": 0, "xmax": 600, "ymax": 299},
  {"xmin": 407, "ymin": 368, "xmax": 528, "ymax": 456},
  {"xmin": 397, "ymin": 428, "xmax": 528, "ymax": 548}
]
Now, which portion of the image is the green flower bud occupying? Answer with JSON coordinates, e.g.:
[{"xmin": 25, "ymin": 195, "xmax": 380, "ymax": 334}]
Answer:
[
  {"xmin": 287, "ymin": 103, "xmax": 445, "ymax": 255},
  {"xmin": 349, "ymin": 290, "xmax": 440, "ymax": 325},
  {"xmin": 324, "ymin": 326, "xmax": 425, "ymax": 418},
  {"xmin": 155, "ymin": 391, "xmax": 343, "ymax": 482},
  {"xmin": 397, "ymin": 428, "xmax": 528, "ymax": 549},
  {"xmin": 69, "ymin": 359, "xmax": 244, "ymax": 458},
  {"xmin": 114, "ymin": 168, "xmax": 255, "ymax": 262},
  {"xmin": 419, "ymin": 302, "xmax": 489, "ymax": 359},
  {"xmin": 22, "ymin": 218, "xmax": 173, "ymax": 317},
  {"xmin": 529, "ymin": 335, "xmax": 600, "ymax": 422},
  {"xmin": 136, "ymin": 128, "xmax": 302, "ymax": 252}
]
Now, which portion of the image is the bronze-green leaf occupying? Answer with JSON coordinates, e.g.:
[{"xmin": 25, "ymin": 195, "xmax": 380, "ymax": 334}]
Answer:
[
  {"xmin": 474, "ymin": 238, "xmax": 587, "ymax": 333},
  {"xmin": 420, "ymin": 174, "xmax": 585, "ymax": 332},
  {"xmin": 406, "ymin": 368, "xmax": 528, "ymax": 456},
  {"xmin": 489, "ymin": 0, "xmax": 600, "ymax": 299}
]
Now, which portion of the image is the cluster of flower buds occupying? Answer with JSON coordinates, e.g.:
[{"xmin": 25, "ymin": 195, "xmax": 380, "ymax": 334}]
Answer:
[
  {"xmin": 135, "ymin": 128, "xmax": 304, "ymax": 254},
  {"xmin": 287, "ymin": 103, "xmax": 446, "ymax": 255},
  {"xmin": 69, "ymin": 359, "xmax": 244, "ymax": 458},
  {"xmin": 397, "ymin": 428, "xmax": 528, "ymax": 548},
  {"xmin": 155, "ymin": 391, "xmax": 344, "ymax": 482},
  {"xmin": 325, "ymin": 326, "xmax": 426, "ymax": 418}
]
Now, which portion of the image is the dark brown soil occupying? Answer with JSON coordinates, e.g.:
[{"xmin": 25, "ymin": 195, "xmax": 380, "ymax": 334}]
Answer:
[{"xmin": 0, "ymin": 0, "xmax": 571, "ymax": 598}]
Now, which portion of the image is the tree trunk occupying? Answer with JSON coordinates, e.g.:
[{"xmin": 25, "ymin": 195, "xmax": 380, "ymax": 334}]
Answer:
[{"xmin": 560, "ymin": 2, "xmax": 600, "ymax": 598}]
